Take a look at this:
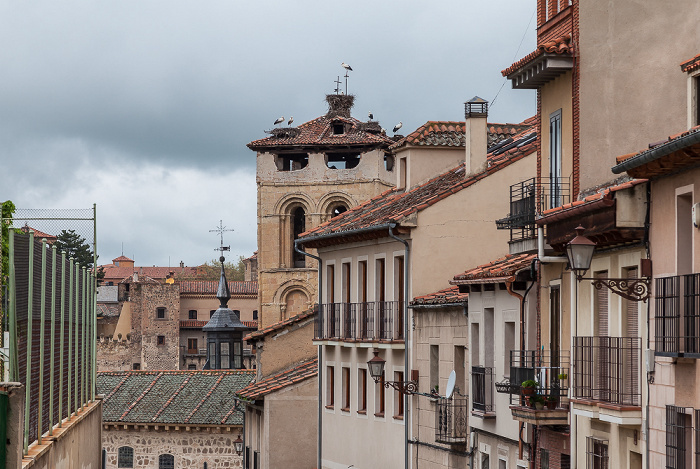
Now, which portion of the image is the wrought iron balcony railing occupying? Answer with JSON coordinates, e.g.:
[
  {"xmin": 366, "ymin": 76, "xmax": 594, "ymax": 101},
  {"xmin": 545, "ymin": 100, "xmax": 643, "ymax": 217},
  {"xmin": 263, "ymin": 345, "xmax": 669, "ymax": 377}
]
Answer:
[
  {"xmin": 499, "ymin": 349, "xmax": 570, "ymax": 407},
  {"xmin": 436, "ymin": 397, "xmax": 468, "ymax": 444},
  {"xmin": 655, "ymin": 273, "xmax": 700, "ymax": 357},
  {"xmin": 314, "ymin": 301, "xmax": 404, "ymax": 341},
  {"xmin": 471, "ymin": 366, "xmax": 494, "ymax": 413},
  {"xmin": 495, "ymin": 177, "xmax": 571, "ymax": 242},
  {"xmin": 573, "ymin": 336, "xmax": 641, "ymax": 406}
]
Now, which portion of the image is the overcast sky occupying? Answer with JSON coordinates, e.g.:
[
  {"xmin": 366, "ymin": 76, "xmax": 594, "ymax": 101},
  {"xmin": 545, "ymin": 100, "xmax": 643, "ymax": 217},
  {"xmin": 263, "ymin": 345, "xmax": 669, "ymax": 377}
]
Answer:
[{"xmin": 1, "ymin": 0, "xmax": 536, "ymax": 268}]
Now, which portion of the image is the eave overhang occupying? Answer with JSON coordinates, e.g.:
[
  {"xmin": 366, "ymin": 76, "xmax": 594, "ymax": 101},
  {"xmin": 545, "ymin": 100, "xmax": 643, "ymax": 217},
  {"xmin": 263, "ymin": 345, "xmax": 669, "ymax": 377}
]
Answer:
[
  {"xmin": 506, "ymin": 53, "xmax": 574, "ymax": 90},
  {"xmin": 296, "ymin": 222, "xmax": 410, "ymax": 249},
  {"xmin": 612, "ymin": 127, "xmax": 700, "ymax": 178}
]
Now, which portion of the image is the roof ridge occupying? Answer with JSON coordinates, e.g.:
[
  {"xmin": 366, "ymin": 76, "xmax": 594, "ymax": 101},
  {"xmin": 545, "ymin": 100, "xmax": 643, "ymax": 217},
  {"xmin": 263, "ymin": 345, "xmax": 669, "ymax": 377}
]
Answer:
[
  {"xmin": 120, "ymin": 371, "xmax": 163, "ymax": 421},
  {"xmin": 184, "ymin": 373, "xmax": 226, "ymax": 424},
  {"xmin": 104, "ymin": 374, "xmax": 130, "ymax": 402},
  {"xmin": 151, "ymin": 372, "xmax": 193, "ymax": 421}
]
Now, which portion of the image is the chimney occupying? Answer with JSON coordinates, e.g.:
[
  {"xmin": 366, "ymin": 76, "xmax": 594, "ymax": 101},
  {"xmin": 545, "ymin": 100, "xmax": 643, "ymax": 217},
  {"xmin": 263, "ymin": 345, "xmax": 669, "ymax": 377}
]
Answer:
[
  {"xmin": 133, "ymin": 272, "xmax": 139, "ymax": 282},
  {"xmin": 464, "ymin": 96, "xmax": 489, "ymax": 176},
  {"xmin": 180, "ymin": 261, "xmax": 184, "ymax": 268}
]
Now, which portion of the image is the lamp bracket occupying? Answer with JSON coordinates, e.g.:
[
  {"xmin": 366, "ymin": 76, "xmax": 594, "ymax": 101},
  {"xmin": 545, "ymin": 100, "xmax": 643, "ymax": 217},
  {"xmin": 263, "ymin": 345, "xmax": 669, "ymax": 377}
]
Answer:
[
  {"xmin": 579, "ymin": 276, "xmax": 651, "ymax": 302},
  {"xmin": 372, "ymin": 377, "xmax": 418, "ymax": 395}
]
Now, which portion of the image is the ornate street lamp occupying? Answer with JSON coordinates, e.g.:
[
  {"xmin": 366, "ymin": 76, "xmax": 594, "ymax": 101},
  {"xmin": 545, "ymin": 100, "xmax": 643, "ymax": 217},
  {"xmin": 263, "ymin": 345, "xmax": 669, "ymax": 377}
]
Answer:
[
  {"xmin": 234, "ymin": 434, "xmax": 244, "ymax": 456},
  {"xmin": 565, "ymin": 225, "xmax": 651, "ymax": 302},
  {"xmin": 367, "ymin": 349, "xmax": 418, "ymax": 395}
]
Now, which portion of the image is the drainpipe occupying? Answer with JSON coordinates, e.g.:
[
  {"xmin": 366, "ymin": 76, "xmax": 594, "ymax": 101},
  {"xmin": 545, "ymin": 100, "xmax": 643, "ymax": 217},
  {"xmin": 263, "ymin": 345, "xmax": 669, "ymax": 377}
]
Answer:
[
  {"xmin": 388, "ymin": 224, "xmax": 411, "ymax": 469},
  {"xmin": 537, "ymin": 226, "xmax": 568, "ymax": 264},
  {"xmin": 644, "ymin": 181, "xmax": 651, "ymax": 469},
  {"xmin": 294, "ymin": 240, "xmax": 323, "ymax": 469}
]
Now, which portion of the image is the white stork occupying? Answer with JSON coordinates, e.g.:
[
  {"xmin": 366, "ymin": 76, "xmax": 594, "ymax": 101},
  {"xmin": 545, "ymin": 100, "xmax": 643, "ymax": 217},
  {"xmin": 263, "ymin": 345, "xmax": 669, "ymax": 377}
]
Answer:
[
  {"xmin": 341, "ymin": 62, "xmax": 353, "ymax": 72},
  {"xmin": 274, "ymin": 116, "xmax": 284, "ymax": 126},
  {"xmin": 393, "ymin": 121, "xmax": 403, "ymax": 133},
  {"xmin": 287, "ymin": 116, "xmax": 294, "ymax": 126},
  {"xmin": 368, "ymin": 111, "xmax": 374, "ymax": 120}
]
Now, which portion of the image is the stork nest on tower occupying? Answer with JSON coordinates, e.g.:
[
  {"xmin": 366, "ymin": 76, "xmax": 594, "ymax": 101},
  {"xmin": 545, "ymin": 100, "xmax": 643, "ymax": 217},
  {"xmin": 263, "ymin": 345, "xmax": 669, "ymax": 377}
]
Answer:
[
  {"xmin": 355, "ymin": 121, "xmax": 383, "ymax": 134},
  {"xmin": 326, "ymin": 94, "xmax": 355, "ymax": 118},
  {"xmin": 266, "ymin": 128, "xmax": 301, "ymax": 139}
]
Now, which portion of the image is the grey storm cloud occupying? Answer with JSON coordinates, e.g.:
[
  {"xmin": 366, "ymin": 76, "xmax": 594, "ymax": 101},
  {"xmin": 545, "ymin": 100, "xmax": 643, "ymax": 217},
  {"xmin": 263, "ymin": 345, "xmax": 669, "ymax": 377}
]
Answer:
[{"xmin": 1, "ymin": 0, "xmax": 536, "ymax": 266}]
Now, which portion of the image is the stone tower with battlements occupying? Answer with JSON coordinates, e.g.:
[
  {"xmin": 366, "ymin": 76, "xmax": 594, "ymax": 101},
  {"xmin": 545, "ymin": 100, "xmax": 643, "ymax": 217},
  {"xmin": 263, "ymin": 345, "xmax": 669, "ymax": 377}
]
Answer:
[{"xmin": 248, "ymin": 94, "xmax": 396, "ymax": 328}]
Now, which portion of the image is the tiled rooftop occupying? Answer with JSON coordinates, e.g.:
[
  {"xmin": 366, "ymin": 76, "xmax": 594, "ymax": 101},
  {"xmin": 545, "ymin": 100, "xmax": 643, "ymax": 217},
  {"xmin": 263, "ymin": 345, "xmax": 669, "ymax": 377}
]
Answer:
[
  {"xmin": 411, "ymin": 285, "xmax": 468, "ymax": 306},
  {"xmin": 537, "ymin": 178, "xmax": 647, "ymax": 223},
  {"xmin": 97, "ymin": 370, "xmax": 255, "ymax": 426},
  {"xmin": 102, "ymin": 265, "xmax": 199, "ymax": 282},
  {"xmin": 237, "ymin": 358, "xmax": 318, "ymax": 401},
  {"xmin": 681, "ymin": 54, "xmax": 700, "ymax": 73},
  {"xmin": 19, "ymin": 225, "xmax": 57, "ymax": 242},
  {"xmin": 501, "ymin": 35, "xmax": 573, "ymax": 77},
  {"xmin": 299, "ymin": 117, "xmax": 537, "ymax": 241},
  {"xmin": 179, "ymin": 280, "xmax": 258, "ymax": 296},
  {"xmin": 97, "ymin": 303, "xmax": 120, "ymax": 318},
  {"xmin": 244, "ymin": 309, "xmax": 315, "ymax": 342},
  {"xmin": 613, "ymin": 125, "xmax": 700, "ymax": 178},
  {"xmin": 389, "ymin": 120, "xmax": 533, "ymax": 150},
  {"xmin": 451, "ymin": 253, "xmax": 536, "ymax": 284},
  {"xmin": 247, "ymin": 114, "xmax": 394, "ymax": 151}
]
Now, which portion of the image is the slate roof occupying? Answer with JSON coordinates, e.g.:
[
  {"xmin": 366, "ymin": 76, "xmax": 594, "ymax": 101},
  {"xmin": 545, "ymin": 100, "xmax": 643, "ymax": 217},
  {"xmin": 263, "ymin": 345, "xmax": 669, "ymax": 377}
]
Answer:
[
  {"xmin": 502, "ymin": 35, "xmax": 574, "ymax": 77},
  {"xmin": 681, "ymin": 54, "xmax": 700, "ymax": 73},
  {"xmin": 247, "ymin": 114, "xmax": 394, "ymax": 151},
  {"xmin": 298, "ymin": 117, "xmax": 537, "ymax": 241},
  {"xmin": 97, "ymin": 370, "xmax": 255, "ymax": 426},
  {"xmin": 613, "ymin": 125, "xmax": 700, "ymax": 178},
  {"xmin": 237, "ymin": 358, "xmax": 318, "ymax": 401},
  {"xmin": 244, "ymin": 309, "xmax": 315, "ymax": 342},
  {"xmin": 411, "ymin": 285, "xmax": 468, "ymax": 307},
  {"xmin": 389, "ymin": 120, "xmax": 532, "ymax": 150},
  {"xmin": 179, "ymin": 280, "xmax": 258, "ymax": 296},
  {"xmin": 97, "ymin": 303, "xmax": 120, "ymax": 318},
  {"xmin": 451, "ymin": 253, "xmax": 536, "ymax": 285},
  {"xmin": 536, "ymin": 179, "xmax": 648, "ymax": 224}
]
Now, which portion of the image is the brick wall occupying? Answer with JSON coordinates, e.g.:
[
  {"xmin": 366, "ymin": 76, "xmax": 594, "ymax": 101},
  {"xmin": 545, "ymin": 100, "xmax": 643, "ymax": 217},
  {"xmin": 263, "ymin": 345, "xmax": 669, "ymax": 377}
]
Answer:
[{"xmin": 537, "ymin": 428, "xmax": 570, "ymax": 469}]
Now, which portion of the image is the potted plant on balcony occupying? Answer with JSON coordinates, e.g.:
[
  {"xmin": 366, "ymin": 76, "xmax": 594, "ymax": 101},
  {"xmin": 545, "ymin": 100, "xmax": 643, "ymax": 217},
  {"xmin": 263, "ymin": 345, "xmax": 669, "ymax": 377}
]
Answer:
[
  {"xmin": 531, "ymin": 394, "xmax": 545, "ymax": 410},
  {"xmin": 521, "ymin": 379, "xmax": 538, "ymax": 397},
  {"xmin": 546, "ymin": 395, "xmax": 558, "ymax": 410},
  {"xmin": 558, "ymin": 372, "xmax": 568, "ymax": 381}
]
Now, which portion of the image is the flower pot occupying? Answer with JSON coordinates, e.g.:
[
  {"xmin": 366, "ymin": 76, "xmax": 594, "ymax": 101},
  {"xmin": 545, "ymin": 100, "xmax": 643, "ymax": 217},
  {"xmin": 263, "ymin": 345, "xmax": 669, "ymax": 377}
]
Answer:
[
  {"xmin": 521, "ymin": 387, "xmax": 535, "ymax": 397},
  {"xmin": 546, "ymin": 400, "xmax": 557, "ymax": 410},
  {"xmin": 534, "ymin": 402, "xmax": 544, "ymax": 410}
]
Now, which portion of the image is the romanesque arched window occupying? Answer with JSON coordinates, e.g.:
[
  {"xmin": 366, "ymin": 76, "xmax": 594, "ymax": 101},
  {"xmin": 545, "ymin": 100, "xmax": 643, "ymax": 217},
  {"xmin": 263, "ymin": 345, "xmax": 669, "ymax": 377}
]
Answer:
[
  {"xmin": 329, "ymin": 203, "xmax": 348, "ymax": 218},
  {"xmin": 292, "ymin": 206, "xmax": 306, "ymax": 268},
  {"xmin": 118, "ymin": 446, "xmax": 134, "ymax": 468}
]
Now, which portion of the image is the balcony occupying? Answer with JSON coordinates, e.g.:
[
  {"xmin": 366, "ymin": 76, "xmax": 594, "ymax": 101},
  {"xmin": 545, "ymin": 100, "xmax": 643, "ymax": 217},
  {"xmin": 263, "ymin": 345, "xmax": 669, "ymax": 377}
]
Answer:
[
  {"xmin": 314, "ymin": 301, "xmax": 404, "ymax": 342},
  {"xmin": 503, "ymin": 350, "xmax": 571, "ymax": 426},
  {"xmin": 436, "ymin": 398, "xmax": 469, "ymax": 445},
  {"xmin": 496, "ymin": 177, "xmax": 570, "ymax": 254},
  {"xmin": 655, "ymin": 273, "xmax": 700, "ymax": 358},
  {"xmin": 572, "ymin": 336, "xmax": 642, "ymax": 424},
  {"xmin": 471, "ymin": 366, "xmax": 495, "ymax": 417}
]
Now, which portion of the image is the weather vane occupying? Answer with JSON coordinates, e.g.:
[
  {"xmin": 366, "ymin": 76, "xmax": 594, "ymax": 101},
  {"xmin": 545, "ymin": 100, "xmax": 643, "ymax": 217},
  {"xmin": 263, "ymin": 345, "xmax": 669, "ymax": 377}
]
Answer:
[{"xmin": 210, "ymin": 220, "xmax": 233, "ymax": 259}]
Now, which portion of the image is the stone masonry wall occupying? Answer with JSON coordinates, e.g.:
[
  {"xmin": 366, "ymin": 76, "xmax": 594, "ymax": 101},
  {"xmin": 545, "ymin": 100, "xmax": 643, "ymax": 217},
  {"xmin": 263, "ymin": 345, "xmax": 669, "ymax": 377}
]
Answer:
[
  {"xmin": 97, "ymin": 338, "xmax": 136, "ymax": 371},
  {"xmin": 103, "ymin": 427, "xmax": 243, "ymax": 468}
]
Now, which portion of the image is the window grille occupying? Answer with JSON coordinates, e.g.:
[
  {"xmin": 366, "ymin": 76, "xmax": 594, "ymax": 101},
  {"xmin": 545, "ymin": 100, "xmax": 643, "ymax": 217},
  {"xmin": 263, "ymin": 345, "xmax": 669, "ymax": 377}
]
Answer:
[
  {"xmin": 471, "ymin": 366, "xmax": 494, "ymax": 412},
  {"xmin": 586, "ymin": 437, "xmax": 609, "ymax": 469},
  {"xmin": 158, "ymin": 454, "xmax": 174, "ymax": 469},
  {"xmin": 656, "ymin": 276, "xmax": 681, "ymax": 354},
  {"xmin": 540, "ymin": 449, "xmax": 549, "ymax": 469},
  {"xmin": 188, "ymin": 310, "xmax": 197, "ymax": 320},
  {"xmin": 118, "ymin": 446, "xmax": 134, "ymax": 468},
  {"xmin": 156, "ymin": 307, "xmax": 166, "ymax": 319},
  {"xmin": 666, "ymin": 405, "xmax": 691, "ymax": 469}
]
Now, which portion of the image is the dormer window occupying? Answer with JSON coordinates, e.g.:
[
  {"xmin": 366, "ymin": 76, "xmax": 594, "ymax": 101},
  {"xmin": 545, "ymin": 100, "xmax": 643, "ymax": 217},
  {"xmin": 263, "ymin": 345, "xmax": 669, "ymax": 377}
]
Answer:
[{"xmin": 333, "ymin": 123, "xmax": 345, "ymax": 135}]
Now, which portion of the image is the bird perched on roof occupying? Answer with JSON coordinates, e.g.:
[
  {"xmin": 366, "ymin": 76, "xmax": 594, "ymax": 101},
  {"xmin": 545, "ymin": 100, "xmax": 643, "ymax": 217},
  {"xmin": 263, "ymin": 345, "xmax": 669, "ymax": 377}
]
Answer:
[
  {"xmin": 341, "ymin": 62, "xmax": 353, "ymax": 72},
  {"xmin": 274, "ymin": 116, "xmax": 284, "ymax": 126},
  {"xmin": 287, "ymin": 116, "xmax": 294, "ymax": 126},
  {"xmin": 368, "ymin": 111, "xmax": 374, "ymax": 120},
  {"xmin": 393, "ymin": 121, "xmax": 403, "ymax": 133}
]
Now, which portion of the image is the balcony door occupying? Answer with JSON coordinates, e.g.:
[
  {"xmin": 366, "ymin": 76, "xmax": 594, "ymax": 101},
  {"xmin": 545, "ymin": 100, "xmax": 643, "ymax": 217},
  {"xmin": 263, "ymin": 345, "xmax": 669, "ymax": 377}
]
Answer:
[
  {"xmin": 550, "ymin": 285, "xmax": 561, "ymax": 370},
  {"xmin": 549, "ymin": 110, "xmax": 562, "ymax": 208}
]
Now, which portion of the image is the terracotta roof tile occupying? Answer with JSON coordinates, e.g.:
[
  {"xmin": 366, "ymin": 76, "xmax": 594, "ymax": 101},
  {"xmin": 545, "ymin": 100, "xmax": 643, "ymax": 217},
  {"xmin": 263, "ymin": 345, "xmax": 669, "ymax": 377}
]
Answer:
[
  {"xmin": 681, "ymin": 54, "xmax": 700, "ymax": 73},
  {"xmin": 179, "ymin": 280, "xmax": 258, "ymax": 296},
  {"xmin": 97, "ymin": 370, "xmax": 254, "ymax": 426},
  {"xmin": 502, "ymin": 35, "xmax": 573, "ymax": 77},
  {"xmin": 389, "ymin": 120, "xmax": 534, "ymax": 151},
  {"xmin": 411, "ymin": 285, "xmax": 468, "ymax": 306},
  {"xmin": 299, "ymin": 118, "xmax": 537, "ymax": 241},
  {"xmin": 101, "ymin": 265, "xmax": 198, "ymax": 282},
  {"xmin": 237, "ymin": 358, "xmax": 318, "ymax": 401},
  {"xmin": 450, "ymin": 253, "xmax": 536, "ymax": 284},
  {"xmin": 538, "ymin": 179, "xmax": 648, "ymax": 221},
  {"xmin": 244, "ymin": 309, "xmax": 315, "ymax": 342}
]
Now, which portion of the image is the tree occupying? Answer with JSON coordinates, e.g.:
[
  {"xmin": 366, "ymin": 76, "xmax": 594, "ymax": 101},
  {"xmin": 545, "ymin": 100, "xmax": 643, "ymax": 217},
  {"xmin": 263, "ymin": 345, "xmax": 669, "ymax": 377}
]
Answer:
[
  {"xmin": 177, "ymin": 256, "xmax": 246, "ymax": 282},
  {"xmin": 54, "ymin": 229, "xmax": 96, "ymax": 269},
  {"xmin": 1, "ymin": 200, "xmax": 15, "ymax": 286}
]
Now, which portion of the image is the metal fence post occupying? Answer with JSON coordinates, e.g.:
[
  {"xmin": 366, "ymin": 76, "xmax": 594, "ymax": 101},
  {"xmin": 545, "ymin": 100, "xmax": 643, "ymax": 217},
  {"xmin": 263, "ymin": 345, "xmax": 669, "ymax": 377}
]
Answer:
[
  {"xmin": 23, "ymin": 231, "xmax": 34, "ymax": 454},
  {"xmin": 67, "ymin": 258, "xmax": 73, "ymax": 419},
  {"xmin": 58, "ymin": 250, "xmax": 66, "ymax": 427},
  {"xmin": 8, "ymin": 230, "xmax": 18, "ymax": 384},
  {"xmin": 38, "ymin": 239, "xmax": 47, "ymax": 444},
  {"xmin": 49, "ymin": 245, "xmax": 56, "ymax": 435},
  {"xmin": 81, "ymin": 266, "xmax": 86, "ymax": 409}
]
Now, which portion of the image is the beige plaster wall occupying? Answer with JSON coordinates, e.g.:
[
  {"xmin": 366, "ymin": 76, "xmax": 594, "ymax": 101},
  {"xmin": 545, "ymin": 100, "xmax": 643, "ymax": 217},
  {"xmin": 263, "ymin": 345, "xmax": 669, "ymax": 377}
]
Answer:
[
  {"xmin": 573, "ymin": 417, "xmax": 642, "ymax": 469},
  {"xmin": 540, "ymin": 72, "xmax": 574, "ymax": 186},
  {"xmin": 321, "ymin": 344, "xmax": 405, "ymax": 469},
  {"xmin": 255, "ymin": 320, "xmax": 315, "ymax": 380},
  {"xmin": 411, "ymin": 152, "xmax": 537, "ymax": 297},
  {"xmin": 102, "ymin": 426, "xmax": 243, "ymax": 468},
  {"xmin": 412, "ymin": 305, "xmax": 470, "ymax": 469},
  {"xmin": 578, "ymin": 0, "xmax": 700, "ymax": 190},
  {"xmin": 265, "ymin": 378, "xmax": 318, "ymax": 469},
  {"xmin": 395, "ymin": 146, "xmax": 465, "ymax": 190}
]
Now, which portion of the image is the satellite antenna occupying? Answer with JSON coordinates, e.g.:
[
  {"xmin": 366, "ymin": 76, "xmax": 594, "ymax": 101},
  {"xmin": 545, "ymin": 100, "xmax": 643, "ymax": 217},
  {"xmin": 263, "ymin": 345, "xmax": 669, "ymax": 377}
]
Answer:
[{"xmin": 445, "ymin": 370, "xmax": 456, "ymax": 399}]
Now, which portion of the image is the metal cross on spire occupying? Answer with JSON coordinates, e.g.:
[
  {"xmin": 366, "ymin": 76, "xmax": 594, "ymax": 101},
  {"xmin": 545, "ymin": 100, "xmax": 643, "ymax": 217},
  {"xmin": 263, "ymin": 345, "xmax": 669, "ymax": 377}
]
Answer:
[{"xmin": 210, "ymin": 220, "xmax": 233, "ymax": 259}]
